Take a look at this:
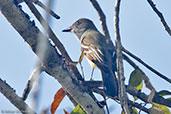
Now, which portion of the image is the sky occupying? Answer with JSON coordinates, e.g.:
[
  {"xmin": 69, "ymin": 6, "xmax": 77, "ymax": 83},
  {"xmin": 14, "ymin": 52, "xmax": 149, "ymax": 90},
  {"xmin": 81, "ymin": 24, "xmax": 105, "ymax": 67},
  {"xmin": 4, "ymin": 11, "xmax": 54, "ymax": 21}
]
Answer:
[{"xmin": 0, "ymin": 0, "xmax": 171, "ymax": 114}]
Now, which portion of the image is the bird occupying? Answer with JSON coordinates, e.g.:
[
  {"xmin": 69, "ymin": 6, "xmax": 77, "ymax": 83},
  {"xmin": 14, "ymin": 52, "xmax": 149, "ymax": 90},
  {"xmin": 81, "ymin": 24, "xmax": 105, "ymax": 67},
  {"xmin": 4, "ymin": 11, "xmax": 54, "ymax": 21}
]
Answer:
[{"xmin": 62, "ymin": 18, "xmax": 118, "ymax": 97}]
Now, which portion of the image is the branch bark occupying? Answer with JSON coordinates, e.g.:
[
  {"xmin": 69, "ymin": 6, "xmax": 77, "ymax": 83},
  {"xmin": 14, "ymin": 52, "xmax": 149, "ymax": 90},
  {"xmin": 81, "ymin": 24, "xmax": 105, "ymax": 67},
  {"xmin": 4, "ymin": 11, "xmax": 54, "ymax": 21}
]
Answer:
[
  {"xmin": 0, "ymin": 78, "xmax": 36, "ymax": 114},
  {"xmin": 0, "ymin": 0, "xmax": 104, "ymax": 113},
  {"xmin": 114, "ymin": 0, "xmax": 130, "ymax": 113}
]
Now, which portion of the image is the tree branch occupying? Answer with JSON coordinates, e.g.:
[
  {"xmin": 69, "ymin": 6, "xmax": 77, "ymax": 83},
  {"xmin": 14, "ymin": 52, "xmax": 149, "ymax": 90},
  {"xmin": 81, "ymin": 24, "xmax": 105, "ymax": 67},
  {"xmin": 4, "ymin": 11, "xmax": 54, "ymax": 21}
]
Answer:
[
  {"xmin": 89, "ymin": 0, "xmax": 110, "ymax": 39},
  {"xmin": 0, "ymin": 78, "xmax": 36, "ymax": 114},
  {"xmin": 0, "ymin": 0, "xmax": 104, "ymax": 113},
  {"xmin": 147, "ymin": 0, "xmax": 171, "ymax": 36},
  {"xmin": 114, "ymin": 0, "xmax": 130, "ymax": 113},
  {"xmin": 126, "ymin": 85, "xmax": 171, "ymax": 108},
  {"xmin": 122, "ymin": 47, "xmax": 171, "ymax": 84},
  {"xmin": 84, "ymin": 81, "xmax": 170, "ymax": 111},
  {"xmin": 122, "ymin": 54, "xmax": 156, "ymax": 102},
  {"xmin": 15, "ymin": 0, "xmax": 60, "ymax": 20},
  {"xmin": 22, "ymin": 66, "xmax": 43, "ymax": 101},
  {"xmin": 127, "ymin": 100, "xmax": 149, "ymax": 113}
]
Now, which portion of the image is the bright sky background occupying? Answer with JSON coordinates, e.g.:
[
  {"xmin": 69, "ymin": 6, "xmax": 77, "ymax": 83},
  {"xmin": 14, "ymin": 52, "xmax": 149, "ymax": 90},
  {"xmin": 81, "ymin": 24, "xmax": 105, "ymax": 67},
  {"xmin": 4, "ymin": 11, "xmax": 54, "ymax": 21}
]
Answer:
[{"xmin": 0, "ymin": 0, "xmax": 171, "ymax": 114}]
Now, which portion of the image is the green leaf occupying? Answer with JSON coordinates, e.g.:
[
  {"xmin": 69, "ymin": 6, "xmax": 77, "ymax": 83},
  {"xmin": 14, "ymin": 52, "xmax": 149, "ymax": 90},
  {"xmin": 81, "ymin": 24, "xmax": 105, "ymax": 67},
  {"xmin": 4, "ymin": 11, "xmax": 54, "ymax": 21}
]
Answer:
[
  {"xmin": 129, "ymin": 69, "xmax": 143, "ymax": 89},
  {"xmin": 157, "ymin": 90, "xmax": 171, "ymax": 96},
  {"xmin": 149, "ymin": 103, "xmax": 171, "ymax": 114},
  {"xmin": 71, "ymin": 105, "xmax": 86, "ymax": 114},
  {"xmin": 132, "ymin": 108, "xmax": 138, "ymax": 114},
  {"xmin": 129, "ymin": 69, "xmax": 143, "ymax": 100}
]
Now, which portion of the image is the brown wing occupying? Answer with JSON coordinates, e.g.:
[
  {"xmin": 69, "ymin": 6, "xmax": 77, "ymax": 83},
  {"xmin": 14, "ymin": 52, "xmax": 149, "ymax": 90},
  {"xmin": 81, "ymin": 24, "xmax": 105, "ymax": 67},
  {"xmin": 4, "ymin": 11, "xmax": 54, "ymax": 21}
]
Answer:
[{"xmin": 80, "ymin": 30, "xmax": 116, "ymax": 71}]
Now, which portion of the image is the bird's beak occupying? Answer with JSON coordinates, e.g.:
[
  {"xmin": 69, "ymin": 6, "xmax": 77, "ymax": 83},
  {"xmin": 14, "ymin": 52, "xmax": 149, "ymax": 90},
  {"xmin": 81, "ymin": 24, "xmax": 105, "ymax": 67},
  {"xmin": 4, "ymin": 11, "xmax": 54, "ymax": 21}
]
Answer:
[{"xmin": 62, "ymin": 26, "xmax": 72, "ymax": 32}]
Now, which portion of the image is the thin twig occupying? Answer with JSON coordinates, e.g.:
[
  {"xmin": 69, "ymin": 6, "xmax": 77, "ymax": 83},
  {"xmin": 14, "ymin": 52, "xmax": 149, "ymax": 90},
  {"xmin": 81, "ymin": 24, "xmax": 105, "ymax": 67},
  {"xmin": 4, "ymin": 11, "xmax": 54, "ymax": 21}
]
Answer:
[
  {"xmin": 89, "ymin": 0, "xmax": 110, "ymax": 39},
  {"xmin": 79, "ymin": 63, "xmax": 85, "ymax": 79},
  {"xmin": 126, "ymin": 85, "xmax": 171, "ymax": 107},
  {"xmin": 128, "ymin": 100, "xmax": 149, "ymax": 113},
  {"xmin": 114, "ymin": 0, "xmax": 130, "ymax": 113},
  {"xmin": 15, "ymin": 0, "xmax": 60, "ymax": 19},
  {"xmin": 0, "ymin": 78, "xmax": 36, "ymax": 114},
  {"xmin": 33, "ymin": 0, "xmax": 60, "ymax": 19},
  {"xmin": 22, "ymin": 66, "xmax": 43, "ymax": 100},
  {"xmin": 147, "ymin": 0, "xmax": 171, "ymax": 36},
  {"xmin": 122, "ymin": 46, "xmax": 171, "ymax": 84}
]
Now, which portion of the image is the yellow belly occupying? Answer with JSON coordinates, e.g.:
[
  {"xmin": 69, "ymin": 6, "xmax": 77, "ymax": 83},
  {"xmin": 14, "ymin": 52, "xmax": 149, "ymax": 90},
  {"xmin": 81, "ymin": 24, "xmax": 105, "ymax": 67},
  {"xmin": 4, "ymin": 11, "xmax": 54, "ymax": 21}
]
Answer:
[{"xmin": 86, "ymin": 58, "xmax": 96, "ymax": 68}]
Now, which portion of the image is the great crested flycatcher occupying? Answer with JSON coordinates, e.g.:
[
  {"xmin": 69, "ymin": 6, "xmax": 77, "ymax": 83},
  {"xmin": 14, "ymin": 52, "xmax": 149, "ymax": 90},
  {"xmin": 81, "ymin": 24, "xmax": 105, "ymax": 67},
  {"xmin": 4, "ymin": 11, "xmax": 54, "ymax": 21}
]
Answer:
[{"xmin": 63, "ymin": 18, "xmax": 118, "ymax": 97}]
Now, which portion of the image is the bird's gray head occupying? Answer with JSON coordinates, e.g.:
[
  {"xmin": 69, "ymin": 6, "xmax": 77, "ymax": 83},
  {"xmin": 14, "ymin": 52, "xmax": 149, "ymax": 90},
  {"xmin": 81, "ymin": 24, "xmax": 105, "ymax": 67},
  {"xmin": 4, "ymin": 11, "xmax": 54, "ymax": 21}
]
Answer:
[{"xmin": 63, "ymin": 18, "xmax": 97, "ymax": 39}]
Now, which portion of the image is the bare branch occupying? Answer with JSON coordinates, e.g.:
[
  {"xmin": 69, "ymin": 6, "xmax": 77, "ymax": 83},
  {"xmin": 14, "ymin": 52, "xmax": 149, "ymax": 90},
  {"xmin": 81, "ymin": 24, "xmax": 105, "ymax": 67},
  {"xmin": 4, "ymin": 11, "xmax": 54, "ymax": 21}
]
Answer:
[
  {"xmin": 147, "ymin": 0, "xmax": 171, "ymax": 36},
  {"xmin": 15, "ymin": 0, "xmax": 60, "ymax": 19},
  {"xmin": 33, "ymin": 0, "xmax": 60, "ymax": 20},
  {"xmin": 89, "ymin": 0, "xmax": 110, "ymax": 39},
  {"xmin": 0, "ymin": 78, "xmax": 36, "ymax": 114},
  {"xmin": 0, "ymin": 1, "xmax": 104, "ymax": 113},
  {"xmin": 84, "ymin": 81, "xmax": 170, "ymax": 112},
  {"xmin": 114, "ymin": 0, "xmax": 130, "ymax": 113},
  {"xmin": 127, "ymin": 100, "xmax": 149, "ymax": 113},
  {"xmin": 122, "ymin": 47, "xmax": 171, "ymax": 84},
  {"xmin": 126, "ymin": 85, "xmax": 171, "ymax": 108}
]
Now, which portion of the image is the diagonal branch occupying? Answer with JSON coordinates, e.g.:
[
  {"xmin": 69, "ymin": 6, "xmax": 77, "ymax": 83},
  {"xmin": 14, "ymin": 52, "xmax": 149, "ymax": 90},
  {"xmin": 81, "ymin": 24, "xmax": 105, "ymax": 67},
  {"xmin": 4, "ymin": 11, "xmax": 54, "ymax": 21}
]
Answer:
[
  {"xmin": 147, "ymin": 0, "xmax": 171, "ymax": 36},
  {"xmin": 15, "ymin": 0, "xmax": 60, "ymax": 19},
  {"xmin": 114, "ymin": 0, "xmax": 130, "ymax": 113},
  {"xmin": 126, "ymin": 85, "xmax": 171, "ymax": 108},
  {"xmin": 89, "ymin": 0, "xmax": 111, "ymax": 39},
  {"xmin": 0, "ymin": 78, "xmax": 36, "ymax": 114},
  {"xmin": 122, "ymin": 46, "xmax": 171, "ymax": 84},
  {"xmin": 22, "ymin": 66, "xmax": 43, "ymax": 101}
]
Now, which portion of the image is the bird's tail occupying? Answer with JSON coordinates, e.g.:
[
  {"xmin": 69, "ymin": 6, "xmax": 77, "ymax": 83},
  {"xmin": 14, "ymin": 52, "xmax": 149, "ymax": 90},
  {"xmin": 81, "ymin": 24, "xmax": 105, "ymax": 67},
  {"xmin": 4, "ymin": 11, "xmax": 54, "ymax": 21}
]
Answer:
[{"xmin": 101, "ymin": 69, "xmax": 119, "ymax": 97}]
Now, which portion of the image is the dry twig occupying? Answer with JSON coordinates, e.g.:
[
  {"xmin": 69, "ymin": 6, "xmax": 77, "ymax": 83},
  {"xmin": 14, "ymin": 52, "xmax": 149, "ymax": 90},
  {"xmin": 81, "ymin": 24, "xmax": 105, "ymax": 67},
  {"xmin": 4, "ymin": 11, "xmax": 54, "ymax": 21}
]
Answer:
[
  {"xmin": 114, "ymin": 0, "xmax": 130, "ymax": 113},
  {"xmin": 89, "ymin": 0, "xmax": 110, "ymax": 39},
  {"xmin": 122, "ymin": 47, "xmax": 171, "ymax": 84},
  {"xmin": 147, "ymin": 0, "xmax": 171, "ymax": 36}
]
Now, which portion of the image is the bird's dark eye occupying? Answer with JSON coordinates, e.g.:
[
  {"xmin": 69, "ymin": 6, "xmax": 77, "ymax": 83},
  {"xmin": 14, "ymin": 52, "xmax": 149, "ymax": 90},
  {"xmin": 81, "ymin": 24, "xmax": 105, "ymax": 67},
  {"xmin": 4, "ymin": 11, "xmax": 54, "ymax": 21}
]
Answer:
[{"xmin": 75, "ymin": 21, "xmax": 80, "ymax": 25}]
